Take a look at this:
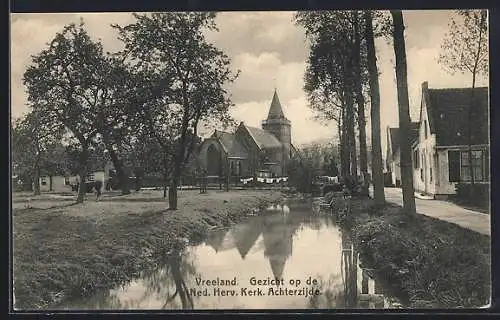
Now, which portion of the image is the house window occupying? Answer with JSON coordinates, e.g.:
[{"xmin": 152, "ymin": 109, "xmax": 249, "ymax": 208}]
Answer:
[
  {"xmin": 40, "ymin": 176, "xmax": 47, "ymax": 186},
  {"xmin": 236, "ymin": 160, "xmax": 241, "ymax": 176},
  {"xmin": 449, "ymin": 150, "xmax": 486, "ymax": 182},
  {"xmin": 87, "ymin": 173, "xmax": 95, "ymax": 182},
  {"xmin": 420, "ymin": 152, "xmax": 424, "ymax": 181},
  {"xmin": 429, "ymin": 156, "xmax": 433, "ymax": 182},
  {"xmin": 413, "ymin": 149, "xmax": 419, "ymax": 168},
  {"xmin": 424, "ymin": 120, "xmax": 428, "ymax": 139},
  {"xmin": 460, "ymin": 150, "xmax": 484, "ymax": 182},
  {"xmin": 64, "ymin": 177, "xmax": 70, "ymax": 185}
]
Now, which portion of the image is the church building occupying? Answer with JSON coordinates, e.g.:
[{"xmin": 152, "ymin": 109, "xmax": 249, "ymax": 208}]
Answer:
[{"xmin": 197, "ymin": 90, "xmax": 294, "ymax": 179}]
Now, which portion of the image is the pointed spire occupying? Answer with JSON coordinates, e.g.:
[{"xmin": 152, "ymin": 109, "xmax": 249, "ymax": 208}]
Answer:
[
  {"xmin": 269, "ymin": 256, "xmax": 286, "ymax": 279},
  {"xmin": 267, "ymin": 89, "xmax": 286, "ymax": 120}
]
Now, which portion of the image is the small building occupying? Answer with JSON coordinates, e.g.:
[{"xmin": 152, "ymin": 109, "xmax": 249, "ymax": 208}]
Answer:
[
  {"xmin": 38, "ymin": 160, "xmax": 115, "ymax": 193},
  {"xmin": 411, "ymin": 82, "xmax": 489, "ymax": 199},
  {"xmin": 385, "ymin": 122, "xmax": 419, "ymax": 187},
  {"xmin": 197, "ymin": 89, "xmax": 295, "ymax": 179}
]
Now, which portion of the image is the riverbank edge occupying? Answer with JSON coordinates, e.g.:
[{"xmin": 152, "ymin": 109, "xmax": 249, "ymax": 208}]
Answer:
[
  {"xmin": 333, "ymin": 196, "xmax": 491, "ymax": 308},
  {"xmin": 13, "ymin": 191, "xmax": 283, "ymax": 310}
]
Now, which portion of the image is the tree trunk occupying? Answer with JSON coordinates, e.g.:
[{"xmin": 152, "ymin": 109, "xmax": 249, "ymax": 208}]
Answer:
[
  {"xmin": 168, "ymin": 178, "xmax": 178, "ymax": 210},
  {"xmin": 365, "ymin": 10, "xmax": 386, "ymax": 207},
  {"xmin": 467, "ymin": 10, "xmax": 486, "ymax": 190},
  {"xmin": 169, "ymin": 154, "xmax": 183, "ymax": 210},
  {"xmin": 353, "ymin": 11, "xmax": 369, "ymax": 195},
  {"xmin": 106, "ymin": 144, "xmax": 131, "ymax": 196},
  {"xmin": 49, "ymin": 175, "xmax": 53, "ymax": 191},
  {"xmin": 346, "ymin": 89, "xmax": 357, "ymax": 180},
  {"xmin": 135, "ymin": 173, "xmax": 142, "ymax": 191},
  {"xmin": 391, "ymin": 10, "xmax": 416, "ymax": 215},
  {"xmin": 76, "ymin": 147, "xmax": 89, "ymax": 204},
  {"xmin": 467, "ymin": 88, "xmax": 476, "ymax": 188},
  {"xmin": 33, "ymin": 158, "xmax": 41, "ymax": 196},
  {"xmin": 163, "ymin": 152, "xmax": 169, "ymax": 199},
  {"xmin": 340, "ymin": 108, "xmax": 349, "ymax": 179}
]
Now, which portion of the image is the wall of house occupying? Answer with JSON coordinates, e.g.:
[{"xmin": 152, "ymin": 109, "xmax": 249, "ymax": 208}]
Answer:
[
  {"xmin": 390, "ymin": 150, "xmax": 401, "ymax": 187},
  {"xmin": 434, "ymin": 146, "xmax": 490, "ymax": 196},
  {"xmin": 264, "ymin": 147, "xmax": 285, "ymax": 177},
  {"xmin": 236, "ymin": 125, "xmax": 261, "ymax": 177},
  {"xmin": 413, "ymin": 96, "xmax": 437, "ymax": 195},
  {"xmin": 39, "ymin": 175, "xmax": 70, "ymax": 192},
  {"xmin": 197, "ymin": 139, "xmax": 227, "ymax": 176},
  {"xmin": 435, "ymin": 149, "xmax": 456, "ymax": 195}
]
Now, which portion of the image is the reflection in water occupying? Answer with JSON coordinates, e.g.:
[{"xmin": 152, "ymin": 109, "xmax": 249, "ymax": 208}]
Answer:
[
  {"xmin": 56, "ymin": 202, "xmax": 402, "ymax": 310},
  {"xmin": 232, "ymin": 218, "xmax": 263, "ymax": 259},
  {"xmin": 261, "ymin": 209, "xmax": 301, "ymax": 279}
]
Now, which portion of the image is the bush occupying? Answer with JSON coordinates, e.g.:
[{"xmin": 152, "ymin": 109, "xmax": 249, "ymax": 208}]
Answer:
[
  {"xmin": 455, "ymin": 183, "xmax": 490, "ymax": 210},
  {"xmin": 351, "ymin": 203, "xmax": 491, "ymax": 308}
]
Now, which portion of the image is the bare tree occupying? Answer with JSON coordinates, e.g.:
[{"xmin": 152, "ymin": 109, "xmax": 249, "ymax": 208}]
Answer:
[{"xmin": 438, "ymin": 10, "xmax": 488, "ymax": 186}]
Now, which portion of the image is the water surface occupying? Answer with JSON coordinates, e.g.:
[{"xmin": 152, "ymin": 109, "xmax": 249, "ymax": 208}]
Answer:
[{"xmin": 57, "ymin": 200, "xmax": 403, "ymax": 310}]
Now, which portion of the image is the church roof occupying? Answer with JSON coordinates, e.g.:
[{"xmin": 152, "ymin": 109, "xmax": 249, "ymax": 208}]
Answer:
[
  {"xmin": 244, "ymin": 125, "xmax": 282, "ymax": 149},
  {"xmin": 233, "ymin": 220, "xmax": 263, "ymax": 259},
  {"xmin": 267, "ymin": 90, "xmax": 287, "ymax": 120},
  {"xmin": 269, "ymin": 256, "xmax": 287, "ymax": 280},
  {"xmin": 214, "ymin": 130, "xmax": 248, "ymax": 158}
]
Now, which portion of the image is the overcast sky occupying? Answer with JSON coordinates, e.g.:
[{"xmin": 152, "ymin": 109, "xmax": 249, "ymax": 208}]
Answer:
[{"xmin": 10, "ymin": 11, "xmax": 489, "ymax": 154}]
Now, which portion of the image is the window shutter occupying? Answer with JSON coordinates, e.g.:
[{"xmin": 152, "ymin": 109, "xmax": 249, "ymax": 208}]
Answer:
[
  {"xmin": 448, "ymin": 150, "xmax": 460, "ymax": 182},
  {"xmin": 485, "ymin": 149, "xmax": 490, "ymax": 181}
]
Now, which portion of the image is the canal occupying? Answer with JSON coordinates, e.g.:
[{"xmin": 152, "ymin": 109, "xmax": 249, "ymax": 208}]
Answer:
[{"xmin": 55, "ymin": 199, "xmax": 404, "ymax": 310}]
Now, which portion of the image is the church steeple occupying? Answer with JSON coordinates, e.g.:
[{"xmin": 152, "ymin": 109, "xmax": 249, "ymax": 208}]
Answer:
[{"xmin": 267, "ymin": 89, "xmax": 286, "ymax": 120}]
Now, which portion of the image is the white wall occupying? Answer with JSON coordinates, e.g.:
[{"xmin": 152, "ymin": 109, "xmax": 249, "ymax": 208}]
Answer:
[
  {"xmin": 39, "ymin": 175, "xmax": 70, "ymax": 192},
  {"xmin": 413, "ymin": 92, "xmax": 437, "ymax": 195},
  {"xmin": 390, "ymin": 151, "xmax": 401, "ymax": 186}
]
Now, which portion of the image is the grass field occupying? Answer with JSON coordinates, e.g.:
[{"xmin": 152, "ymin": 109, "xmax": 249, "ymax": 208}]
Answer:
[{"xmin": 12, "ymin": 189, "xmax": 282, "ymax": 310}]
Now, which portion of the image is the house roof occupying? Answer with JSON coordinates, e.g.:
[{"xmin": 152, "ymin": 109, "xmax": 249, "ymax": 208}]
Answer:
[
  {"xmin": 388, "ymin": 122, "xmax": 419, "ymax": 158},
  {"xmin": 267, "ymin": 89, "xmax": 287, "ymax": 120},
  {"xmin": 213, "ymin": 130, "xmax": 249, "ymax": 158},
  {"xmin": 244, "ymin": 125, "xmax": 283, "ymax": 149},
  {"xmin": 423, "ymin": 83, "xmax": 489, "ymax": 146}
]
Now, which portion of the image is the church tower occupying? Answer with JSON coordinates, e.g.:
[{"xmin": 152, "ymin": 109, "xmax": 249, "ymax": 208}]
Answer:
[{"xmin": 261, "ymin": 89, "xmax": 292, "ymax": 175}]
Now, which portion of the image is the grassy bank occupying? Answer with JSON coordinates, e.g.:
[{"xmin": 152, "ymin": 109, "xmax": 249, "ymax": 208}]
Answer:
[
  {"xmin": 13, "ymin": 189, "xmax": 282, "ymax": 310},
  {"xmin": 331, "ymin": 196, "xmax": 491, "ymax": 308}
]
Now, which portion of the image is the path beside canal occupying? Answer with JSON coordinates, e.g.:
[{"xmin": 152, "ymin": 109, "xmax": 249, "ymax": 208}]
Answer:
[
  {"xmin": 369, "ymin": 187, "xmax": 490, "ymax": 236},
  {"xmin": 13, "ymin": 189, "xmax": 282, "ymax": 310}
]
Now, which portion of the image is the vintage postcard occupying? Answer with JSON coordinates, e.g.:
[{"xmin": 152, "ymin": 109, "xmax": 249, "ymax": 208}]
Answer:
[{"xmin": 10, "ymin": 10, "xmax": 490, "ymax": 311}]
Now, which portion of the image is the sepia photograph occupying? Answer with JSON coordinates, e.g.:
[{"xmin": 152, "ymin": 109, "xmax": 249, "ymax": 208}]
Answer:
[{"xmin": 10, "ymin": 9, "xmax": 490, "ymax": 311}]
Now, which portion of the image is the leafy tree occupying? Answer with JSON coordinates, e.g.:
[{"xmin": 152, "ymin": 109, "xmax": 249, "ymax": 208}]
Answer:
[
  {"xmin": 391, "ymin": 10, "xmax": 416, "ymax": 214},
  {"xmin": 40, "ymin": 141, "xmax": 68, "ymax": 191},
  {"xmin": 364, "ymin": 10, "xmax": 386, "ymax": 207},
  {"xmin": 114, "ymin": 12, "xmax": 238, "ymax": 210},
  {"xmin": 11, "ymin": 111, "xmax": 63, "ymax": 195},
  {"xmin": 438, "ymin": 10, "xmax": 488, "ymax": 186},
  {"xmin": 295, "ymin": 11, "xmax": 369, "ymax": 183},
  {"xmin": 23, "ymin": 22, "xmax": 114, "ymax": 203}
]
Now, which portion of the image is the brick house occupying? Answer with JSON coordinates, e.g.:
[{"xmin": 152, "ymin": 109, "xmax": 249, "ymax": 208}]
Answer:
[{"xmin": 197, "ymin": 90, "xmax": 295, "ymax": 179}]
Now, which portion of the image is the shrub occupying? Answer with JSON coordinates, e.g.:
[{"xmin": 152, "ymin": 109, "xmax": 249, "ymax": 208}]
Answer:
[{"xmin": 455, "ymin": 183, "xmax": 490, "ymax": 210}]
